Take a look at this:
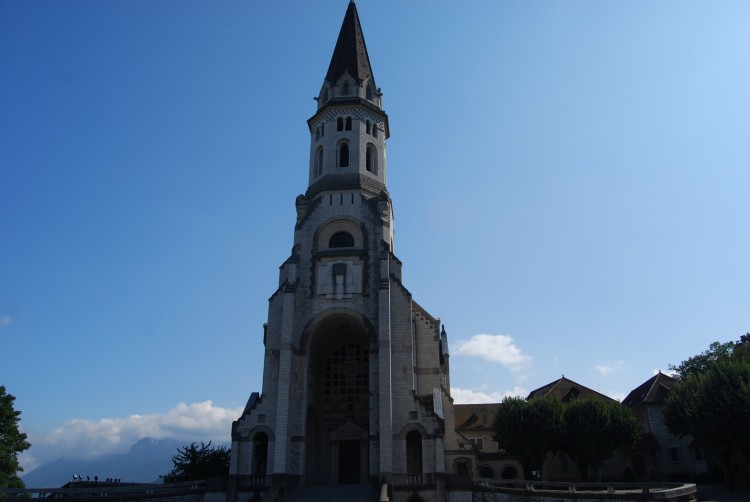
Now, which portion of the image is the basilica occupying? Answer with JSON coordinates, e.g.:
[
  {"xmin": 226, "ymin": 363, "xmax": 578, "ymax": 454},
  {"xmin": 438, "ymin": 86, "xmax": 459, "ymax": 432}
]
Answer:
[{"xmin": 227, "ymin": 3, "xmax": 486, "ymax": 501}]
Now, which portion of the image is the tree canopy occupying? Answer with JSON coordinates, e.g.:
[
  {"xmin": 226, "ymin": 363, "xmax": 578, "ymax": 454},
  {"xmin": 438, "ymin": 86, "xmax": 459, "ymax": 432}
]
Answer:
[
  {"xmin": 492, "ymin": 395, "xmax": 638, "ymax": 482},
  {"xmin": 663, "ymin": 336, "xmax": 750, "ymax": 490},
  {"xmin": 162, "ymin": 441, "xmax": 230, "ymax": 483},
  {"xmin": 668, "ymin": 341, "xmax": 737, "ymax": 380},
  {"xmin": 492, "ymin": 396, "xmax": 564, "ymax": 479},
  {"xmin": 0, "ymin": 386, "xmax": 31, "ymax": 489},
  {"xmin": 560, "ymin": 398, "xmax": 640, "ymax": 482}
]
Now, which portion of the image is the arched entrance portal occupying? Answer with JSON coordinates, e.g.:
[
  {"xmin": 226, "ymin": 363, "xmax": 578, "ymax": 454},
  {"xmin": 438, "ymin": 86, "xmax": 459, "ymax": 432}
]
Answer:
[{"xmin": 305, "ymin": 314, "xmax": 372, "ymax": 485}]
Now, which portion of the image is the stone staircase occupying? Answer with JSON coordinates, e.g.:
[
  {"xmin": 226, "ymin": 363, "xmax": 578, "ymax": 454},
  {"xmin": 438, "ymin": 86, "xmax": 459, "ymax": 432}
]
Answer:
[{"xmin": 280, "ymin": 485, "xmax": 379, "ymax": 501}]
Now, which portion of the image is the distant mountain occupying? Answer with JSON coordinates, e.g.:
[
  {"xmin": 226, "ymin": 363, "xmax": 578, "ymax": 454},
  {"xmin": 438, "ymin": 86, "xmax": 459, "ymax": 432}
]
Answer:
[{"xmin": 22, "ymin": 437, "xmax": 184, "ymax": 488}]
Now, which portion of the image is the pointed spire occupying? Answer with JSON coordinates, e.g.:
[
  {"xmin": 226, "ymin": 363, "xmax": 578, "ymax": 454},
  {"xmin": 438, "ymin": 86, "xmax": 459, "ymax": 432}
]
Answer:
[
  {"xmin": 441, "ymin": 325, "xmax": 449, "ymax": 356},
  {"xmin": 325, "ymin": 1, "xmax": 375, "ymax": 86}
]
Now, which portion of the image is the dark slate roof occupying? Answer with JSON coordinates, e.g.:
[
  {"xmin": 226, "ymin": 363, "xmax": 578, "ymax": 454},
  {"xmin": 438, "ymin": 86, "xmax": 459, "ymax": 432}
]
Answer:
[
  {"xmin": 454, "ymin": 403, "xmax": 500, "ymax": 430},
  {"xmin": 526, "ymin": 376, "xmax": 616, "ymax": 403},
  {"xmin": 622, "ymin": 372, "xmax": 676, "ymax": 408},
  {"xmin": 325, "ymin": 1, "xmax": 375, "ymax": 85},
  {"xmin": 305, "ymin": 172, "xmax": 386, "ymax": 199}
]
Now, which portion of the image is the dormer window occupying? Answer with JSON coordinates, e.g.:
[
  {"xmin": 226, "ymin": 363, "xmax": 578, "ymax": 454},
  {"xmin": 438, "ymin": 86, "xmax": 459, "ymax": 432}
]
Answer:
[
  {"xmin": 342, "ymin": 82, "xmax": 349, "ymax": 95},
  {"xmin": 366, "ymin": 86, "xmax": 372, "ymax": 99},
  {"xmin": 329, "ymin": 231, "xmax": 354, "ymax": 248}
]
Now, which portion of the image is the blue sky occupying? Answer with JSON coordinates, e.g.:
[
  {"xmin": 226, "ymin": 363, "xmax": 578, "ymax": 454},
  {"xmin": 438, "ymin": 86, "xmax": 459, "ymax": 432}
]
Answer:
[{"xmin": 2, "ymin": 0, "xmax": 749, "ymax": 473}]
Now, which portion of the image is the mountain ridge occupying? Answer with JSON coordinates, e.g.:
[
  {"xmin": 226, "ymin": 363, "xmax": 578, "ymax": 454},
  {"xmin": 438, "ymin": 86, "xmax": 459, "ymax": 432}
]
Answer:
[{"xmin": 21, "ymin": 437, "xmax": 184, "ymax": 488}]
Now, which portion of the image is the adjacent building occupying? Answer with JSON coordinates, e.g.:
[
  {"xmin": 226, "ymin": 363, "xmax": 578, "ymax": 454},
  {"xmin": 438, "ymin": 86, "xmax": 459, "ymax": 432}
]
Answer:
[{"xmin": 623, "ymin": 372, "xmax": 709, "ymax": 481}]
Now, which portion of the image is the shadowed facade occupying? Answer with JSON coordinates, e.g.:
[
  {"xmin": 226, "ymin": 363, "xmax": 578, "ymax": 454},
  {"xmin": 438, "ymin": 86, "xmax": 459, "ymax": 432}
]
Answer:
[{"xmin": 228, "ymin": 3, "xmax": 474, "ymax": 501}]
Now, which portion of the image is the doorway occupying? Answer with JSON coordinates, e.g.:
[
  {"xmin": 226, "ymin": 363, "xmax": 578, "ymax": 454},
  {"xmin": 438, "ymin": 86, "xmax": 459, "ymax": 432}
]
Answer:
[{"xmin": 338, "ymin": 440, "xmax": 361, "ymax": 484}]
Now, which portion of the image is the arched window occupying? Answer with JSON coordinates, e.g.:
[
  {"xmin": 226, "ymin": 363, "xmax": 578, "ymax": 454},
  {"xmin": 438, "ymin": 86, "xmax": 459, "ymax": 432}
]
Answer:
[
  {"xmin": 345, "ymin": 117, "xmax": 352, "ymax": 131},
  {"xmin": 329, "ymin": 231, "xmax": 354, "ymax": 248},
  {"xmin": 479, "ymin": 465, "xmax": 495, "ymax": 478},
  {"xmin": 365, "ymin": 145, "xmax": 376, "ymax": 174},
  {"xmin": 366, "ymin": 121, "xmax": 371, "ymax": 134},
  {"xmin": 323, "ymin": 343, "xmax": 369, "ymax": 423},
  {"xmin": 320, "ymin": 123, "xmax": 325, "ymax": 137},
  {"xmin": 372, "ymin": 125, "xmax": 378, "ymax": 138},
  {"xmin": 315, "ymin": 148, "xmax": 324, "ymax": 177},
  {"xmin": 315, "ymin": 127, "xmax": 320, "ymax": 141},
  {"xmin": 339, "ymin": 142, "xmax": 349, "ymax": 167},
  {"xmin": 253, "ymin": 432, "xmax": 269, "ymax": 477},
  {"xmin": 337, "ymin": 117, "xmax": 343, "ymax": 131},
  {"xmin": 406, "ymin": 431, "xmax": 423, "ymax": 475},
  {"xmin": 501, "ymin": 466, "xmax": 518, "ymax": 480}
]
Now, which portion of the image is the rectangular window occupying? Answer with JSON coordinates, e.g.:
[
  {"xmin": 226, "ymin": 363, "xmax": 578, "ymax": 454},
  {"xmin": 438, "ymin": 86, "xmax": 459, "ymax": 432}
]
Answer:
[{"xmin": 470, "ymin": 438, "xmax": 484, "ymax": 451}]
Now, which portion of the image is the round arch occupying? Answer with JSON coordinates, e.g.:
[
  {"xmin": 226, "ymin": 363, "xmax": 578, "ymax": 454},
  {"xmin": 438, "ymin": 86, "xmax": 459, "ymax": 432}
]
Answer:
[
  {"xmin": 478, "ymin": 464, "xmax": 495, "ymax": 478},
  {"xmin": 396, "ymin": 422, "xmax": 429, "ymax": 440},
  {"xmin": 301, "ymin": 311, "xmax": 375, "ymax": 485},
  {"xmin": 245, "ymin": 426, "xmax": 275, "ymax": 482},
  {"xmin": 299, "ymin": 309, "xmax": 377, "ymax": 355},
  {"xmin": 501, "ymin": 465, "xmax": 519, "ymax": 480},
  {"xmin": 315, "ymin": 218, "xmax": 365, "ymax": 251}
]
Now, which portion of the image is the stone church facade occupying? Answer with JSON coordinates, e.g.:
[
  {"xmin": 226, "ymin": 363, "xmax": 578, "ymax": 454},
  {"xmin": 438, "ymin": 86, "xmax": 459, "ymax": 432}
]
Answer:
[{"xmin": 228, "ymin": 3, "xmax": 476, "ymax": 501}]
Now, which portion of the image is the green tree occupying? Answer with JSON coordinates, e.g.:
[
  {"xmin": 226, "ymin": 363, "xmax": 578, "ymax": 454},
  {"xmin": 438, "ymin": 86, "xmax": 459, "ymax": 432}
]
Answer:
[
  {"xmin": 668, "ymin": 341, "xmax": 737, "ymax": 379},
  {"xmin": 663, "ymin": 358, "xmax": 750, "ymax": 491},
  {"xmin": 492, "ymin": 396, "xmax": 565, "ymax": 479},
  {"xmin": 560, "ymin": 398, "xmax": 640, "ymax": 482},
  {"xmin": 162, "ymin": 441, "xmax": 230, "ymax": 483},
  {"xmin": 0, "ymin": 386, "xmax": 31, "ymax": 489}
]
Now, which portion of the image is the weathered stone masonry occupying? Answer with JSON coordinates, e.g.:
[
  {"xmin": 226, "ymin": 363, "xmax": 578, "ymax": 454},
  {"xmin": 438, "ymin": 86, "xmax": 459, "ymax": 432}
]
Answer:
[{"xmin": 227, "ymin": 3, "xmax": 475, "ymax": 502}]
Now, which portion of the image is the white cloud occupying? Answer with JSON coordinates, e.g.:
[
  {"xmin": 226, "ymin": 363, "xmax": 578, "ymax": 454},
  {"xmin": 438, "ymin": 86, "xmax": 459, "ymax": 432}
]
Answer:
[
  {"xmin": 451, "ymin": 386, "xmax": 527, "ymax": 404},
  {"xmin": 453, "ymin": 334, "xmax": 532, "ymax": 370},
  {"xmin": 594, "ymin": 361, "xmax": 624, "ymax": 376},
  {"xmin": 0, "ymin": 315, "xmax": 12, "ymax": 327},
  {"xmin": 18, "ymin": 452, "xmax": 40, "ymax": 473},
  {"xmin": 23, "ymin": 401, "xmax": 243, "ymax": 471}
]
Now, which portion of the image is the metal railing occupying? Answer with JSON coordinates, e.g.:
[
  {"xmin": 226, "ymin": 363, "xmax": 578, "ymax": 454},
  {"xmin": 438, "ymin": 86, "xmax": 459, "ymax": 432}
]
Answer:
[
  {"xmin": 472, "ymin": 479, "xmax": 698, "ymax": 500},
  {"xmin": 0, "ymin": 480, "xmax": 206, "ymax": 500}
]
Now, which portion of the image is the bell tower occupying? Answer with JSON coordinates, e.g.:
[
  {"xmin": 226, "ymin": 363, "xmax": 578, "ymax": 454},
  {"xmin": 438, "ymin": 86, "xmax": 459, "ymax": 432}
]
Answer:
[
  {"xmin": 307, "ymin": 0, "xmax": 389, "ymax": 197},
  {"xmin": 229, "ymin": 3, "xmax": 467, "ymax": 500}
]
